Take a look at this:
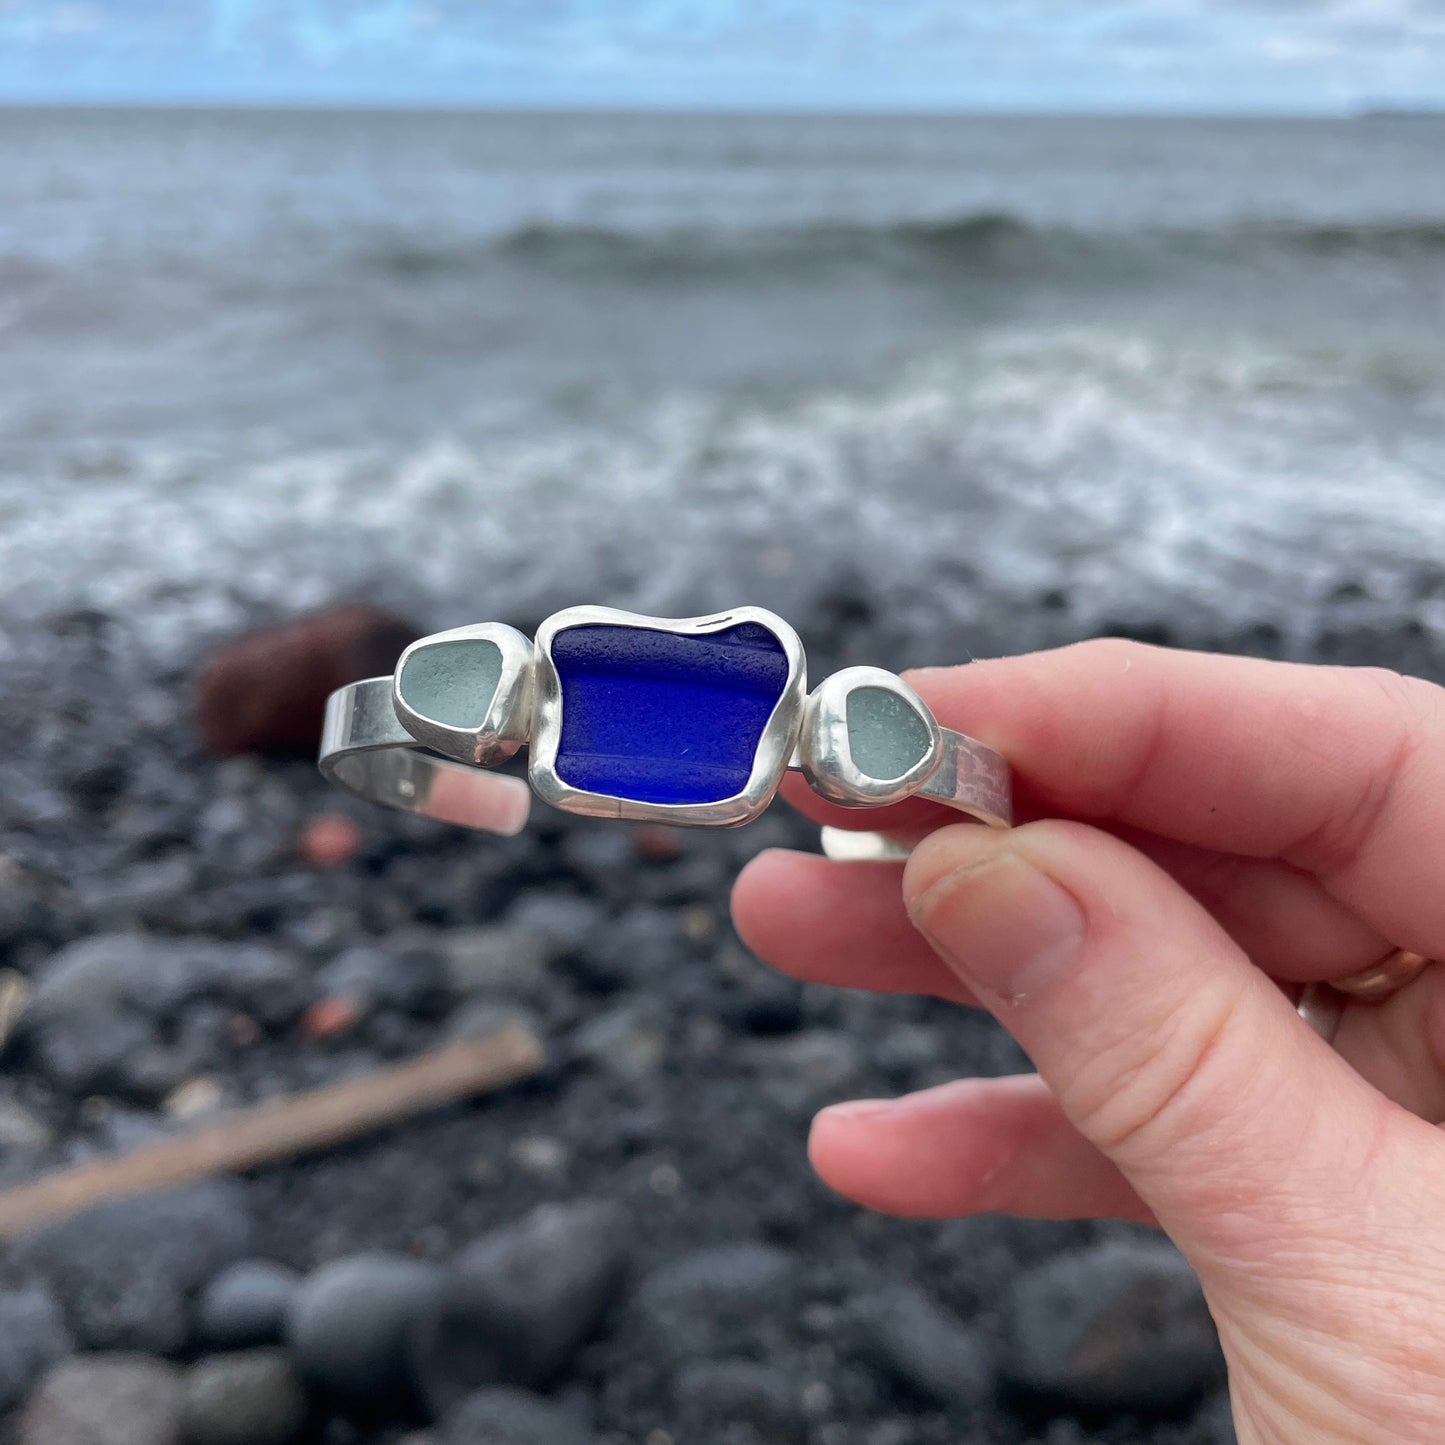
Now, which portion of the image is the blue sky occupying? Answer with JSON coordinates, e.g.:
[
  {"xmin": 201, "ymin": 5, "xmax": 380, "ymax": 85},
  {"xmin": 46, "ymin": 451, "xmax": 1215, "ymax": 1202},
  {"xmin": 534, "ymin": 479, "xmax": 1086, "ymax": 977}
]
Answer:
[{"xmin": 1, "ymin": 1, "xmax": 1442, "ymax": 112}]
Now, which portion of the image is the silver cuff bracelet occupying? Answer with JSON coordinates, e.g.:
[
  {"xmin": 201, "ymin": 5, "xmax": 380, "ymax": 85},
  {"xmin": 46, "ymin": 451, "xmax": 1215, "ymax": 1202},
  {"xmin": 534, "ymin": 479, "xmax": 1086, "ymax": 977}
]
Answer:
[{"xmin": 318, "ymin": 606, "xmax": 1012, "ymax": 844}]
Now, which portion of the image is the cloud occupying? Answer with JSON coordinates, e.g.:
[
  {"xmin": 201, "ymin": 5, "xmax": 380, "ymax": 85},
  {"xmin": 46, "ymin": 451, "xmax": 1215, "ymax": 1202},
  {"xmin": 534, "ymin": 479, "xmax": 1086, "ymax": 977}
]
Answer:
[{"xmin": 0, "ymin": 0, "xmax": 1440, "ymax": 110}]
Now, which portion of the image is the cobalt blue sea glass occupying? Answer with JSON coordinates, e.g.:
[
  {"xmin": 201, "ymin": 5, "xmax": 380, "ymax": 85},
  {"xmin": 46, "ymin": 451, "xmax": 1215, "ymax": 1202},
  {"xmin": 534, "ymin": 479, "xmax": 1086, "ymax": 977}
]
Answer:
[{"xmin": 549, "ymin": 621, "xmax": 791, "ymax": 805}]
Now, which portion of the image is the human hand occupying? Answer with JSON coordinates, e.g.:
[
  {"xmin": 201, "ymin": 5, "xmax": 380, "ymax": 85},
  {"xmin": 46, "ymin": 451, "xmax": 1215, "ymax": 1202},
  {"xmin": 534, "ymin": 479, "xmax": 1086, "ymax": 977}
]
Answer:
[{"xmin": 732, "ymin": 639, "xmax": 1445, "ymax": 1445}]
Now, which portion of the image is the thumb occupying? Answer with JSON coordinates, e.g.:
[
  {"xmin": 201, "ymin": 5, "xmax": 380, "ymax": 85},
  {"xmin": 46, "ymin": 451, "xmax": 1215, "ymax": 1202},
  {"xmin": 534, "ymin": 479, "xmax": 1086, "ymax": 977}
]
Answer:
[{"xmin": 903, "ymin": 820, "xmax": 1382, "ymax": 1265}]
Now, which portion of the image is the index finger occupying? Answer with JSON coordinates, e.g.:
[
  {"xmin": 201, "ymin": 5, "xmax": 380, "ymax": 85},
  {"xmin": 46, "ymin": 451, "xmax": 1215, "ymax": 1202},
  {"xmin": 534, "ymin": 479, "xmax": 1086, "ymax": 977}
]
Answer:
[{"xmin": 905, "ymin": 638, "xmax": 1445, "ymax": 954}]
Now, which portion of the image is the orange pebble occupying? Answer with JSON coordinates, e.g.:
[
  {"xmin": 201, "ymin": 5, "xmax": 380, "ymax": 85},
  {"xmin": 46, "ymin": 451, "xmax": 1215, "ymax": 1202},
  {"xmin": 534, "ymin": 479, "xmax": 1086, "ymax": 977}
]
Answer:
[
  {"xmin": 302, "ymin": 995, "xmax": 363, "ymax": 1039},
  {"xmin": 298, "ymin": 813, "xmax": 362, "ymax": 869},
  {"xmin": 633, "ymin": 824, "xmax": 683, "ymax": 862}
]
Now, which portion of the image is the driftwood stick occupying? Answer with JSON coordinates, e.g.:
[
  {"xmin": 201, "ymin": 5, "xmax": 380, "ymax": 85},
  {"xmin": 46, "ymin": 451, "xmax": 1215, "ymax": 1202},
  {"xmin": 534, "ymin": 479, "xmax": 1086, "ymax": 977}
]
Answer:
[{"xmin": 0, "ymin": 1025, "xmax": 544, "ymax": 1243}]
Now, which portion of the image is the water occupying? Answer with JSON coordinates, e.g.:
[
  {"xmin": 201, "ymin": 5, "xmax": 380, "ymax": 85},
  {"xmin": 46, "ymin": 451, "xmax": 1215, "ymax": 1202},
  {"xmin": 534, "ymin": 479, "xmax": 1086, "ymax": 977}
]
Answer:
[{"xmin": 2, "ymin": 107, "xmax": 1444, "ymax": 663}]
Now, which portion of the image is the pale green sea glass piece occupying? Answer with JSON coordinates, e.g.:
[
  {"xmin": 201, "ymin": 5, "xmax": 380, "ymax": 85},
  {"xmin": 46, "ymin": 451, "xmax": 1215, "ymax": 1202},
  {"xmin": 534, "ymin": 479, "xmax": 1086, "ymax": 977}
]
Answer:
[
  {"xmin": 845, "ymin": 685, "xmax": 932, "ymax": 780},
  {"xmin": 398, "ymin": 639, "xmax": 504, "ymax": 729}
]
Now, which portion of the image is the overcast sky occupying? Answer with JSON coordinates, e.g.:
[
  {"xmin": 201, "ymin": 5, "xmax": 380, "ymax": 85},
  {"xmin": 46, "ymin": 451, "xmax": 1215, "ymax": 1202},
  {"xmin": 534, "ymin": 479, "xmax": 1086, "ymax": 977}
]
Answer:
[{"xmin": 1, "ymin": 0, "xmax": 1442, "ymax": 112}]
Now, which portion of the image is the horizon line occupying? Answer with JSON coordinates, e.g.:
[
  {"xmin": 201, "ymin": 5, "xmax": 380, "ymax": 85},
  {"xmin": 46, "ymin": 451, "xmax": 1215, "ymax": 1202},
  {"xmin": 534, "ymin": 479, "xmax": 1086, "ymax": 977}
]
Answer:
[{"xmin": 0, "ymin": 96, "xmax": 1413, "ymax": 120}]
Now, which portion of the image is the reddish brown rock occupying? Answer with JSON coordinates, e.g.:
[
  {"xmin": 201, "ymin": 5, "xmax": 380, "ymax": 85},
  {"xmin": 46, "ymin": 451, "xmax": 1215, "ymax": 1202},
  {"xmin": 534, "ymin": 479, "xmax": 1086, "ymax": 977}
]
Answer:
[
  {"xmin": 302, "ymin": 996, "xmax": 364, "ymax": 1040},
  {"xmin": 195, "ymin": 606, "xmax": 417, "ymax": 757},
  {"xmin": 631, "ymin": 825, "xmax": 683, "ymax": 862},
  {"xmin": 297, "ymin": 814, "xmax": 363, "ymax": 870}
]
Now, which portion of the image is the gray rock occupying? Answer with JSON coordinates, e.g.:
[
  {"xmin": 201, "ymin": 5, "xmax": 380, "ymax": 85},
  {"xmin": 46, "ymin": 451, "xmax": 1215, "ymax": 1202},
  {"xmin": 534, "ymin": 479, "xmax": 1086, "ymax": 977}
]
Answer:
[
  {"xmin": 318, "ymin": 942, "xmax": 450, "ymax": 1017},
  {"xmin": 674, "ymin": 1359, "xmax": 802, "ymax": 1437},
  {"xmin": 14, "ymin": 1181, "xmax": 253, "ymax": 1354},
  {"xmin": 749, "ymin": 1029, "xmax": 863, "ymax": 1092},
  {"xmin": 27, "ymin": 933, "xmax": 210, "ymax": 1022},
  {"xmin": 630, "ymin": 1244, "xmax": 796, "ymax": 1364},
  {"xmin": 1002, "ymin": 1237, "xmax": 1225, "ymax": 1414},
  {"xmin": 0, "ymin": 1096, "xmax": 55, "ymax": 1151},
  {"xmin": 76, "ymin": 855, "xmax": 198, "ymax": 925},
  {"xmin": 851, "ymin": 1282, "xmax": 992, "ymax": 1407},
  {"xmin": 26, "ymin": 933, "xmax": 305, "ymax": 1030},
  {"xmin": 198, "ymin": 1262, "xmax": 301, "ymax": 1349},
  {"xmin": 315, "ymin": 945, "xmax": 390, "ymax": 1012},
  {"xmin": 571, "ymin": 905, "xmax": 684, "ymax": 990},
  {"xmin": 407, "ymin": 1200, "xmax": 628, "ymax": 1416},
  {"xmin": 439, "ymin": 925, "xmax": 550, "ymax": 998},
  {"xmin": 0, "ymin": 877, "xmax": 49, "ymax": 951},
  {"xmin": 77, "ymin": 1102, "xmax": 174, "ymax": 1153},
  {"xmin": 0, "ymin": 1283, "xmax": 74, "ymax": 1413},
  {"xmin": 727, "ymin": 972, "xmax": 805, "ymax": 1037},
  {"xmin": 29, "ymin": 1002, "xmax": 156, "ymax": 1094},
  {"xmin": 444, "ymin": 998, "xmax": 542, "ymax": 1044},
  {"xmin": 437, "ymin": 1388, "xmax": 594, "ymax": 1445},
  {"xmin": 287, "ymin": 1252, "xmax": 441, "ymax": 1398},
  {"xmin": 182, "ymin": 1349, "xmax": 308, "ymax": 1445},
  {"xmin": 18, "ymin": 1355, "xmax": 184, "ymax": 1445},
  {"xmin": 1196, "ymin": 1391, "xmax": 1238, "ymax": 1444},
  {"xmin": 504, "ymin": 893, "xmax": 604, "ymax": 952},
  {"xmin": 118, "ymin": 1037, "xmax": 211, "ymax": 1101},
  {"xmin": 572, "ymin": 1003, "xmax": 665, "ymax": 1081},
  {"xmin": 210, "ymin": 944, "xmax": 309, "ymax": 1027}
]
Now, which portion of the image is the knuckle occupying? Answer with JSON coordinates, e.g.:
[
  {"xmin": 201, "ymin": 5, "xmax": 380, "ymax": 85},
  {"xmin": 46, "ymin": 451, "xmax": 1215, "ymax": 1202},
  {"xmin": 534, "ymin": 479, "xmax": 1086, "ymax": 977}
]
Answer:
[
  {"xmin": 1288, "ymin": 666, "xmax": 1441, "ymax": 879},
  {"xmin": 1357, "ymin": 666, "xmax": 1445, "ymax": 735},
  {"xmin": 1066, "ymin": 635, "xmax": 1160, "ymax": 673},
  {"xmin": 1067, "ymin": 971, "xmax": 1249, "ymax": 1168}
]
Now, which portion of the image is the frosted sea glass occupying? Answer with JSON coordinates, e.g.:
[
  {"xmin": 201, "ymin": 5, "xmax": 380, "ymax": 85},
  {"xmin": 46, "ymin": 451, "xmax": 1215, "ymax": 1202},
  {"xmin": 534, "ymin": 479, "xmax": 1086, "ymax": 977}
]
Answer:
[
  {"xmin": 845, "ymin": 686, "xmax": 931, "ymax": 780},
  {"xmin": 398, "ymin": 639, "xmax": 504, "ymax": 728}
]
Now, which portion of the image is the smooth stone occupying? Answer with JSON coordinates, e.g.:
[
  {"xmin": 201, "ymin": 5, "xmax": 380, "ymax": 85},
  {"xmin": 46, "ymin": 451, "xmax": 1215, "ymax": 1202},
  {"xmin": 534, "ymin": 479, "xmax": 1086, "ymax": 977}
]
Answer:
[
  {"xmin": 406, "ymin": 1199, "xmax": 629, "ymax": 1415},
  {"xmin": 503, "ymin": 892, "xmax": 606, "ymax": 952},
  {"xmin": 195, "ymin": 605, "xmax": 418, "ymax": 757},
  {"xmin": 19, "ymin": 1355, "xmax": 184, "ymax": 1445},
  {"xmin": 1195, "ymin": 1391, "xmax": 1239, "ymax": 1443},
  {"xmin": 0, "ymin": 1096, "xmax": 54, "ymax": 1151},
  {"xmin": 1002, "ymin": 1237, "xmax": 1225, "ymax": 1414},
  {"xmin": 182, "ymin": 1349, "xmax": 308, "ymax": 1445},
  {"xmin": 673, "ymin": 1359, "xmax": 802, "ymax": 1437},
  {"xmin": 0, "ymin": 1284, "xmax": 74, "ymax": 1413},
  {"xmin": 26, "ymin": 933, "xmax": 305, "ymax": 1029},
  {"xmin": 629, "ymin": 1244, "xmax": 796, "ymax": 1365},
  {"xmin": 198, "ymin": 1261, "xmax": 301, "ymax": 1349},
  {"xmin": 14, "ymin": 1182, "xmax": 253, "ymax": 1354},
  {"xmin": 443, "ymin": 998, "xmax": 543, "ymax": 1045},
  {"xmin": 745, "ymin": 1028, "xmax": 864, "ymax": 1100},
  {"xmin": 315, "ymin": 943, "xmax": 446, "ymax": 1016},
  {"xmin": 573, "ymin": 1003, "xmax": 665, "ymax": 1081},
  {"xmin": 439, "ymin": 925, "xmax": 551, "ymax": 998},
  {"xmin": 845, "ymin": 685, "xmax": 932, "ymax": 780},
  {"xmin": 566, "ymin": 904, "xmax": 686, "ymax": 992},
  {"xmin": 287, "ymin": 1253, "xmax": 442, "ymax": 1398},
  {"xmin": 399, "ymin": 639, "xmax": 504, "ymax": 729},
  {"xmin": 75, "ymin": 854, "xmax": 198, "ymax": 925},
  {"xmin": 29, "ymin": 1002, "xmax": 156, "ymax": 1095},
  {"xmin": 438, "ymin": 1388, "xmax": 594, "ymax": 1445},
  {"xmin": 850, "ymin": 1282, "xmax": 992, "ymax": 1407},
  {"xmin": 550, "ymin": 620, "xmax": 789, "ymax": 805},
  {"xmin": 27, "ymin": 933, "xmax": 215, "ymax": 1023}
]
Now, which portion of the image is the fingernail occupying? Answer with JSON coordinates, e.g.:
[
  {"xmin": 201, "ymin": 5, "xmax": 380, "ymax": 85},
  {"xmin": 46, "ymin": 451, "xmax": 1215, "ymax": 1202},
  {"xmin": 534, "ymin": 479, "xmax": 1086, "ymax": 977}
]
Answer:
[{"xmin": 903, "ymin": 826, "xmax": 1085, "ymax": 1005}]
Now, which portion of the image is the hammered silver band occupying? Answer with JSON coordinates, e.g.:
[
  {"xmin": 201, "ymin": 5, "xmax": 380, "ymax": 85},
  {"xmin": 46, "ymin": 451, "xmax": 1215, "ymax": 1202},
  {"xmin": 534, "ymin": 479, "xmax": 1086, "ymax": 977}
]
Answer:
[{"xmin": 319, "ymin": 606, "xmax": 1013, "ymax": 838}]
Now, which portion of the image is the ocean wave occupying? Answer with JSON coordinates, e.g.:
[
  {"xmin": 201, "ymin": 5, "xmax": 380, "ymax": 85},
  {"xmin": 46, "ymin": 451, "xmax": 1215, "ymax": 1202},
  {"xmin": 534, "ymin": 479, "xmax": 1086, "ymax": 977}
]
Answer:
[
  {"xmin": 4, "ymin": 326, "xmax": 1443, "ymax": 667},
  {"xmin": 355, "ymin": 212, "xmax": 1445, "ymax": 285},
  {"xmin": 361, "ymin": 213, "xmax": 1064, "ymax": 281},
  {"xmin": 4, "ymin": 212, "xmax": 1441, "ymax": 302},
  {"xmin": 1277, "ymin": 220, "xmax": 1445, "ymax": 254}
]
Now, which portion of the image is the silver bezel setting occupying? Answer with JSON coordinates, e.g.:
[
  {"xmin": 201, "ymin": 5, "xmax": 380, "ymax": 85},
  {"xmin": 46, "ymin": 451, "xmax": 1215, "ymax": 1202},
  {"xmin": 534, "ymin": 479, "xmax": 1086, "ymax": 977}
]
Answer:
[
  {"xmin": 392, "ymin": 622, "xmax": 536, "ymax": 767},
  {"xmin": 528, "ymin": 605, "xmax": 807, "ymax": 827},
  {"xmin": 797, "ymin": 665, "xmax": 942, "ymax": 807}
]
